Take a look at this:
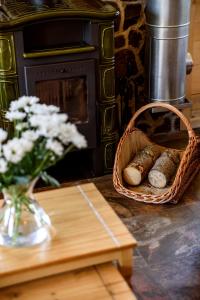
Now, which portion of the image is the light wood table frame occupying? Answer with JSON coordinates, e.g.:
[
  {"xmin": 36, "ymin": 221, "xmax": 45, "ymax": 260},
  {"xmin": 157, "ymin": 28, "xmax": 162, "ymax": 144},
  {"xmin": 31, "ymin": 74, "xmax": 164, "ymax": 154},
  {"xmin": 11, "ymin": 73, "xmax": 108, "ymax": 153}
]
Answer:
[
  {"xmin": 0, "ymin": 262, "xmax": 137, "ymax": 300},
  {"xmin": 0, "ymin": 183, "xmax": 137, "ymax": 288}
]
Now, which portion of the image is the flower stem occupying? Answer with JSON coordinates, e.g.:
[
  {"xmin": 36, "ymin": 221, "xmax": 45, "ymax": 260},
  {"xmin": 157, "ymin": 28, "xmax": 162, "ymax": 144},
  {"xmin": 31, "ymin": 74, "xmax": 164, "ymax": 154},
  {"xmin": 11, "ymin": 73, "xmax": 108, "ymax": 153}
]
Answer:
[
  {"xmin": 12, "ymin": 195, "xmax": 22, "ymax": 243},
  {"xmin": 31, "ymin": 153, "xmax": 51, "ymax": 178}
]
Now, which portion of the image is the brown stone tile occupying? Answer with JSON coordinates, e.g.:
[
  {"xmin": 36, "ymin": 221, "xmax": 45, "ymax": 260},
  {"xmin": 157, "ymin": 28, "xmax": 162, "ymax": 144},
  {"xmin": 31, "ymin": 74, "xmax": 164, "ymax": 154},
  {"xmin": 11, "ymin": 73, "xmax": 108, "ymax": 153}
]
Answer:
[
  {"xmin": 148, "ymin": 254, "xmax": 200, "ymax": 300},
  {"xmin": 131, "ymin": 255, "xmax": 172, "ymax": 300}
]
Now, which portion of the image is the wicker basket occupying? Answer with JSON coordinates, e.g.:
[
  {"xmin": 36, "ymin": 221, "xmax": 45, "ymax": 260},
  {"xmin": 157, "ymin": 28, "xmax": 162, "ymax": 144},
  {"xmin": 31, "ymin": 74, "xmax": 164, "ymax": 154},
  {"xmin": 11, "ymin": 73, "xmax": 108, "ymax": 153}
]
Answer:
[{"xmin": 113, "ymin": 102, "xmax": 200, "ymax": 204}]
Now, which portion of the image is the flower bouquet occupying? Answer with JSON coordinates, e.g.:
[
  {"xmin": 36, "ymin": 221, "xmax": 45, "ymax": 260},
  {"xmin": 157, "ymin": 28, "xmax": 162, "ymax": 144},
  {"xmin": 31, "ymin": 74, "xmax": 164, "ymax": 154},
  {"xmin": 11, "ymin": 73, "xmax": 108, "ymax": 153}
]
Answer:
[{"xmin": 0, "ymin": 96, "xmax": 87, "ymax": 247}]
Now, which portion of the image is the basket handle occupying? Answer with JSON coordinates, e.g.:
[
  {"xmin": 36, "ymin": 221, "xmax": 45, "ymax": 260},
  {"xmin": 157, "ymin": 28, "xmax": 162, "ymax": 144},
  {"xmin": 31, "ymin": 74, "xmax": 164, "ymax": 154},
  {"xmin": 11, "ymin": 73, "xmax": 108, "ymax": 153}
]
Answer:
[{"xmin": 126, "ymin": 102, "xmax": 195, "ymax": 139}]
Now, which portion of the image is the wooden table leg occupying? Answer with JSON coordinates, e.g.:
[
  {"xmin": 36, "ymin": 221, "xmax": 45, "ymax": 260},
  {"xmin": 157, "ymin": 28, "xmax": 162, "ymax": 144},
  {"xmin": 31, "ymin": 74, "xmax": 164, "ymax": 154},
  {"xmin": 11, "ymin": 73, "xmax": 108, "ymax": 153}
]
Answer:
[{"xmin": 119, "ymin": 248, "xmax": 133, "ymax": 279}]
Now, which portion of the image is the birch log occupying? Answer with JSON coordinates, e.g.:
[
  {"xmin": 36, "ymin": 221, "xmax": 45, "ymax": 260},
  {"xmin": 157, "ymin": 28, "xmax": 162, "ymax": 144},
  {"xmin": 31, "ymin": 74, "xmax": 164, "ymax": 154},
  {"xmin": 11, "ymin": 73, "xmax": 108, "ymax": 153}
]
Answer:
[
  {"xmin": 123, "ymin": 144, "xmax": 161, "ymax": 186},
  {"xmin": 148, "ymin": 149, "xmax": 180, "ymax": 188}
]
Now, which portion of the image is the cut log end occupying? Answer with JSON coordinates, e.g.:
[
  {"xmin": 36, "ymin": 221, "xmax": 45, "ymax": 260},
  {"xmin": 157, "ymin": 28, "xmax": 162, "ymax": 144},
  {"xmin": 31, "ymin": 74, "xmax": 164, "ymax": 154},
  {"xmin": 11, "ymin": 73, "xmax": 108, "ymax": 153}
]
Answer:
[
  {"xmin": 148, "ymin": 149, "xmax": 180, "ymax": 188},
  {"xmin": 122, "ymin": 144, "xmax": 162, "ymax": 186},
  {"xmin": 123, "ymin": 167, "xmax": 142, "ymax": 186},
  {"xmin": 148, "ymin": 170, "xmax": 167, "ymax": 188}
]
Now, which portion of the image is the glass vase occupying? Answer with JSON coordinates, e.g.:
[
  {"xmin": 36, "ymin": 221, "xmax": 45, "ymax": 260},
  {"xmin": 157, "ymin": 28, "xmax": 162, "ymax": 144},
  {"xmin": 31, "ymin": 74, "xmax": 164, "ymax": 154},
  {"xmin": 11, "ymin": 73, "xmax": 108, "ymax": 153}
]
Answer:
[{"xmin": 0, "ymin": 179, "xmax": 52, "ymax": 247}]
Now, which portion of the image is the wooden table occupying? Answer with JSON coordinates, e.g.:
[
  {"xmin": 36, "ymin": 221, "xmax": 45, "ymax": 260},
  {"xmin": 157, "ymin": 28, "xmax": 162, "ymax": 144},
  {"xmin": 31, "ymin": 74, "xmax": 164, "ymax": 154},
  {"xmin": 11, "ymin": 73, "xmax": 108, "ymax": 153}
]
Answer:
[
  {"xmin": 0, "ymin": 183, "xmax": 137, "ymax": 288},
  {"xmin": 0, "ymin": 262, "xmax": 137, "ymax": 300}
]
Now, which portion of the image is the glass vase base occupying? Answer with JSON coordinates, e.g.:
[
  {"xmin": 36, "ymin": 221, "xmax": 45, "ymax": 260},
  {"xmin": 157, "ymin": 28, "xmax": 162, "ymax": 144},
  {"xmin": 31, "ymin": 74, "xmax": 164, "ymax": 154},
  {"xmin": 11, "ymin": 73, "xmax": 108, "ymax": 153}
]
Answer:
[
  {"xmin": 0, "ymin": 226, "xmax": 51, "ymax": 247},
  {"xmin": 0, "ymin": 192, "xmax": 53, "ymax": 248}
]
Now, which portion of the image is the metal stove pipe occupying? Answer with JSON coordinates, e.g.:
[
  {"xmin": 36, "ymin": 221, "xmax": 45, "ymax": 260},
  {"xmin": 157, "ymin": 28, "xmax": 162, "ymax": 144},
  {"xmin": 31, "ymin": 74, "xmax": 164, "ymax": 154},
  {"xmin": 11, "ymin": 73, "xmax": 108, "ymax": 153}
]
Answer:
[{"xmin": 145, "ymin": 0, "xmax": 191, "ymax": 104}]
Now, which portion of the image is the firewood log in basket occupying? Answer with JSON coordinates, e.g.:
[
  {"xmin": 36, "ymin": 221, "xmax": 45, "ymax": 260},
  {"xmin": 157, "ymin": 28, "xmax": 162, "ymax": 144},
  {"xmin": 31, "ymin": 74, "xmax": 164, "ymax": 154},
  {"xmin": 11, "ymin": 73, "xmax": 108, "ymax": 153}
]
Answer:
[
  {"xmin": 148, "ymin": 149, "xmax": 180, "ymax": 188},
  {"xmin": 123, "ymin": 144, "xmax": 161, "ymax": 186}
]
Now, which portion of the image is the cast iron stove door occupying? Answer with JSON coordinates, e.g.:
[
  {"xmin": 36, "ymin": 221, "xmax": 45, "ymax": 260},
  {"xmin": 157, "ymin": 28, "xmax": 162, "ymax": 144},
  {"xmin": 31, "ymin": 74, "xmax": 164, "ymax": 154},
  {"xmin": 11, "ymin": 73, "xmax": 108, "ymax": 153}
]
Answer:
[{"xmin": 24, "ymin": 59, "xmax": 96, "ymax": 148}]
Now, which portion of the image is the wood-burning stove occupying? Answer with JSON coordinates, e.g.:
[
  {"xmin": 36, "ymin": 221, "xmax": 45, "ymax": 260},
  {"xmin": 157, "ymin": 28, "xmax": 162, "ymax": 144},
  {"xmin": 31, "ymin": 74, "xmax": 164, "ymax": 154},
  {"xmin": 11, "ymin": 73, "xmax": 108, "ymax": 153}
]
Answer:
[{"xmin": 0, "ymin": 0, "xmax": 119, "ymax": 176}]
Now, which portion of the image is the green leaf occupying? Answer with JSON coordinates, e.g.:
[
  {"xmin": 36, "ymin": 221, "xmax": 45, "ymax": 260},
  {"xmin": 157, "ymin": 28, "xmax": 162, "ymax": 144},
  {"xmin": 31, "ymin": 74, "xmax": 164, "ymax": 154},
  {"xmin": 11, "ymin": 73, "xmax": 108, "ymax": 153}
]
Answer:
[{"xmin": 40, "ymin": 171, "xmax": 60, "ymax": 187}]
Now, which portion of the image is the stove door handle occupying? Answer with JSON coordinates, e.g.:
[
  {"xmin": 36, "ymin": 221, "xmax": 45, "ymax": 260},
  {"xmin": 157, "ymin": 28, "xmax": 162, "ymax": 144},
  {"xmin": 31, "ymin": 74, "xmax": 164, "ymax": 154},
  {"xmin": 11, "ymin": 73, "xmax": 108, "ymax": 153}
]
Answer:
[{"xmin": 23, "ymin": 45, "xmax": 95, "ymax": 59}]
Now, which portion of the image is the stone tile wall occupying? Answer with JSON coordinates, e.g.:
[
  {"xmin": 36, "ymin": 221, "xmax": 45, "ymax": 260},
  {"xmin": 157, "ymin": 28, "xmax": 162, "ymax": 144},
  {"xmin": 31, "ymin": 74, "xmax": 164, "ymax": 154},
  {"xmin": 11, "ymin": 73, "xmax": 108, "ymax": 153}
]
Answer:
[
  {"xmin": 105, "ymin": 0, "xmax": 146, "ymax": 132},
  {"xmin": 105, "ymin": 0, "xmax": 181, "ymax": 136}
]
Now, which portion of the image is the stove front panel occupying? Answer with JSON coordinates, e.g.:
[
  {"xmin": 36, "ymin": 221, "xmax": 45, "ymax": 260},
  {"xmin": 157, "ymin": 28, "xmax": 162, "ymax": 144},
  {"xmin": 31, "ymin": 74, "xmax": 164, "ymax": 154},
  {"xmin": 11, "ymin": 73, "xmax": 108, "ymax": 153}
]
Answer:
[{"xmin": 24, "ymin": 59, "xmax": 96, "ymax": 149}]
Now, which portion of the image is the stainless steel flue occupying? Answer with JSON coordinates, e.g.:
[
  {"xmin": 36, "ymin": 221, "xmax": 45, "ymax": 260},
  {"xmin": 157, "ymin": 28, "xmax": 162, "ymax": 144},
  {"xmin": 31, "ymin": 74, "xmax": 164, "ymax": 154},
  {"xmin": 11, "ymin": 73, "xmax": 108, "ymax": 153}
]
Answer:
[{"xmin": 145, "ymin": 0, "xmax": 191, "ymax": 103}]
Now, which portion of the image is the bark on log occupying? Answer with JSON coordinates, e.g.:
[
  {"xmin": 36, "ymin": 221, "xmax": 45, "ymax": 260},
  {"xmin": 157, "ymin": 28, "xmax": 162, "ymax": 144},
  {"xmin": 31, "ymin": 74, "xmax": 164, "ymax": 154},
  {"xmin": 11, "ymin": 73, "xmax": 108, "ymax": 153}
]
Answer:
[
  {"xmin": 148, "ymin": 149, "xmax": 180, "ymax": 188},
  {"xmin": 123, "ymin": 144, "xmax": 161, "ymax": 186}
]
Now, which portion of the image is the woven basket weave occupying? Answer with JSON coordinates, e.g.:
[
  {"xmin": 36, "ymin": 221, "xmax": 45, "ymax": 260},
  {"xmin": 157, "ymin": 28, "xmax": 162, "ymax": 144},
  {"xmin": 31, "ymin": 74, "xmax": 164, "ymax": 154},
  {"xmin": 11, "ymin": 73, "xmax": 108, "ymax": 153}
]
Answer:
[{"xmin": 113, "ymin": 103, "xmax": 200, "ymax": 204}]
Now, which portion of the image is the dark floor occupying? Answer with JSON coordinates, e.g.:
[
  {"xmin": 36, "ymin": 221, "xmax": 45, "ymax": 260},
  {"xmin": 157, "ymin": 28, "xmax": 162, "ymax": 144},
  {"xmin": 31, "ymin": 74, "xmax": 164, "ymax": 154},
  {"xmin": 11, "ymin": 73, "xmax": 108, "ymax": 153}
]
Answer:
[
  {"xmin": 76, "ymin": 173, "xmax": 200, "ymax": 300},
  {"xmin": 38, "ymin": 163, "xmax": 200, "ymax": 299},
  {"xmin": 41, "ymin": 131, "xmax": 200, "ymax": 299}
]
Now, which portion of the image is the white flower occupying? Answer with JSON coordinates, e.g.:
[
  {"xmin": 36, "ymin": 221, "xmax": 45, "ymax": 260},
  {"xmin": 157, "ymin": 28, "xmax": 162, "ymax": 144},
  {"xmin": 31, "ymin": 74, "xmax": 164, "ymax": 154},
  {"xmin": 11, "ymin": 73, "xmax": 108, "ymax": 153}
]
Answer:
[
  {"xmin": 58, "ymin": 123, "xmax": 77, "ymax": 145},
  {"xmin": 0, "ymin": 158, "xmax": 7, "ymax": 173},
  {"xmin": 16, "ymin": 123, "xmax": 28, "ymax": 131},
  {"xmin": 28, "ymin": 96, "xmax": 40, "ymax": 105},
  {"xmin": 29, "ymin": 115, "xmax": 55, "ymax": 137},
  {"xmin": 30, "ymin": 114, "xmax": 67, "ymax": 127},
  {"xmin": 20, "ymin": 138, "xmax": 33, "ymax": 152},
  {"xmin": 58, "ymin": 123, "xmax": 87, "ymax": 148},
  {"xmin": 47, "ymin": 105, "xmax": 61, "ymax": 114},
  {"xmin": 2, "ymin": 138, "xmax": 33, "ymax": 164},
  {"xmin": 6, "ymin": 111, "xmax": 26, "ymax": 121},
  {"xmin": 29, "ymin": 113, "xmax": 68, "ymax": 138},
  {"xmin": 26, "ymin": 103, "xmax": 60, "ymax": 115},
  {"xmin": 22, "ymin": 130, "xmax": 39, "ymax": 141},
  {"xmin": 0, "ymin": 96, "xmax": 86, "ymax": 176},
  {"xmin": 46, "ymin": 139, "xmax": 64, "ymax": 156},
  {"xmin": 71, "ymin": 133, "xmax": 87, "ymax": 149},
  {"xmin": 3, "ymin": 139, "xmax": 24, "ymax": 163},
  {"xmin": 0, "ymin": 128, "xmax": 7, "ymax": 143},
  {"xmin": 9, "ymin": 96, "xmax": 39, "ymax": 111}
]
